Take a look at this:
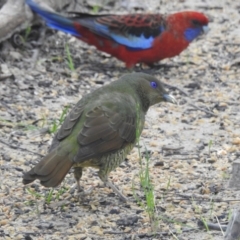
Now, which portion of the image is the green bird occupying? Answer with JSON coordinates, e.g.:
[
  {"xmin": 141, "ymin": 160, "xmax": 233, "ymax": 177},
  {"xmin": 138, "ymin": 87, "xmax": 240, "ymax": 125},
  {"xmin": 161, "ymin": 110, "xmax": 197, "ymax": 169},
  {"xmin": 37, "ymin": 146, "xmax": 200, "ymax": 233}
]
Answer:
[{"xmin": 23, "ymin": 72, "xmax": 176, "ymax": 201}]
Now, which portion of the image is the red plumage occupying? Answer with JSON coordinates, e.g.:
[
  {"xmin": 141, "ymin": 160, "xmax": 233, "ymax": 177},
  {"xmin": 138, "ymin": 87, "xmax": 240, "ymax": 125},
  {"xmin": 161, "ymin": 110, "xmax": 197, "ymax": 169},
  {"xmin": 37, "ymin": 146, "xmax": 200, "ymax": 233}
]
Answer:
[
  {"xmin": 26, "ymin": 0, "xmax": 209, "ymax": 68},
  {"xmin": 73, "ymin": 12, "xmax": 208, "ymax": 68}
]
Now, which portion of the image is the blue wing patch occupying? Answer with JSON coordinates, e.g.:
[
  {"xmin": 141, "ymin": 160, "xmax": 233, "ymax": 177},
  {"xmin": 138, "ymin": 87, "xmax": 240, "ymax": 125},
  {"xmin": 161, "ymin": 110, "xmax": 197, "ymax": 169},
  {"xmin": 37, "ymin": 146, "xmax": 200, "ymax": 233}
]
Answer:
[
  {"xmin": 91, "ymin": 23, "xmax": 154, "ymax": 49},
  {"xmin": 26, "ymin": 0, "xmax": 80, "ymax": 37},
  {"xmin": 27, "ymin": 0, "xmax": 162, "ymax": 49},
  {"xmin": 184, "ymin": 27, "xmax": 203, "ymax": 42}
]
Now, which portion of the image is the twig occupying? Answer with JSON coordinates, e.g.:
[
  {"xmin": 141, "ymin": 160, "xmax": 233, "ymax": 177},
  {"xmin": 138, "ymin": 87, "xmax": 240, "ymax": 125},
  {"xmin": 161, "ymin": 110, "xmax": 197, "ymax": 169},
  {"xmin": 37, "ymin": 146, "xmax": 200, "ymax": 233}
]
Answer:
[
  {"xmin": 163, "ymin": 83, "xmax": 217, "ymax": 117},
  {"xmin": 103, "ymin": 230, "xmax": 131, "ymax": 234},
  {"xmin": 178, "ymin": 193, "xmax": 240, "ymax": 203},
  {"xmin": 215, "ymin": 215, "xmax": 225, "ymax": 236},
  {"xmin": 0, "ymin": 73, "xmax": 13, "ymax": 80},
  {"xmin": 0, "ymin": 139, "xmax": 44, "ymax": 157},
  {"xmin": 162, "ymin": 146, "xmax": 184, "ymax": 151},
  {"xmin": 198, "ymin": 219, "xmax": 227, "ymax": 231},
  {"xmin": 164, "ymin": 156, "xmax": 200, "ymax": 160},
  {"xmin": 163, "ymin": 82, "xmax": 189, "ymax": 96},
  {"xmin": 188, "ymin": 102, "xmax": 217, "ymax": 117},
  {"xmin": 125, "ymin": 228, "xmax": 194, "ymax": 238}
]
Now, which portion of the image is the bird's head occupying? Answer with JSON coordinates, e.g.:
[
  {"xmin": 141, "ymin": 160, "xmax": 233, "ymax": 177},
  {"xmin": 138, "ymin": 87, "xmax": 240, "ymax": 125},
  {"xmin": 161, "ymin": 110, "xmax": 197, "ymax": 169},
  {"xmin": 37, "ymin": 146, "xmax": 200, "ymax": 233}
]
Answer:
[
  {"xmin": 168, "ymin": 11, "xmax": 209, "ymax": 42},
  {"xmin": 125, "ymin": 73, "xmax": 177, "ymax": 112}
]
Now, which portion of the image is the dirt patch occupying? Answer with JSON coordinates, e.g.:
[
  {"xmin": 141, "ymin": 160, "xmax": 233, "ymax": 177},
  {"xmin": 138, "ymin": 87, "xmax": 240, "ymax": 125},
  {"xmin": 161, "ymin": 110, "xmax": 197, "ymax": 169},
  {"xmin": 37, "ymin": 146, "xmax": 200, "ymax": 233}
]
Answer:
[{"xmin": 0, "ymin": 0, "xmax": 240, "ymax": 239}]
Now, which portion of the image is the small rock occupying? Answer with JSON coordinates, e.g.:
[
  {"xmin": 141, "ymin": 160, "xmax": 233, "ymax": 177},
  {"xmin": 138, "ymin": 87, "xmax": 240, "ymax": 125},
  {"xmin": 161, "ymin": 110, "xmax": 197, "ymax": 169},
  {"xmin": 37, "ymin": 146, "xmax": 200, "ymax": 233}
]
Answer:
[{"xmin": 116, "ymin": 215, "xmax": 139, "ymax": 226}]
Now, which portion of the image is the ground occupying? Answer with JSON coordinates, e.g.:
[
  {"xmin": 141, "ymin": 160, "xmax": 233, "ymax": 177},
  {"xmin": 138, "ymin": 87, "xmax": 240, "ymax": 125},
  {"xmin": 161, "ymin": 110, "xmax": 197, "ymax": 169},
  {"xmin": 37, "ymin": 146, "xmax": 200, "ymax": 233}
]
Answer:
[{"xmin": 0, "ymin": 0, "xmax": 240, "ymax": 239}]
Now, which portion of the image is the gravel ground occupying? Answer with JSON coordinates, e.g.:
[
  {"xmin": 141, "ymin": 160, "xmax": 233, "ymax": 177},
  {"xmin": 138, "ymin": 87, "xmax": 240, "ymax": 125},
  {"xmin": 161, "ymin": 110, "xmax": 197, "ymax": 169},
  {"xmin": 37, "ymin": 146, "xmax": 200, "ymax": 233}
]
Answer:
[{"xmin": 0, "ymin": 0, "xmax": 240, "ymax": 239}]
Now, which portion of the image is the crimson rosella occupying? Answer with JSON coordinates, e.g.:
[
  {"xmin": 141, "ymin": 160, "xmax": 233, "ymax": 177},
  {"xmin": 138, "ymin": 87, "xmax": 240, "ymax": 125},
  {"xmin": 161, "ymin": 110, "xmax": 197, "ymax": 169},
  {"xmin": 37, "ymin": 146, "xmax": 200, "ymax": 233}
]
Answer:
[{"xmin": 26, "ymin": 0, "xmax": 209, "ymax": 68}]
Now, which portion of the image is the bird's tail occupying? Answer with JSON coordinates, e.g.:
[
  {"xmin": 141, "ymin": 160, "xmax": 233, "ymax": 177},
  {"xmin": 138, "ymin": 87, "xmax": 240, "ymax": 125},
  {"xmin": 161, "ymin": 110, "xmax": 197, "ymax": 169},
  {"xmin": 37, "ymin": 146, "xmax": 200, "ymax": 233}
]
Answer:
[
  {"xmin": 23, "ymin": 149, "xmax": 73, "ymax": 187},
  {"xmin": 26, "ymin": 0, "xmax": 80, "ymax": 36}
]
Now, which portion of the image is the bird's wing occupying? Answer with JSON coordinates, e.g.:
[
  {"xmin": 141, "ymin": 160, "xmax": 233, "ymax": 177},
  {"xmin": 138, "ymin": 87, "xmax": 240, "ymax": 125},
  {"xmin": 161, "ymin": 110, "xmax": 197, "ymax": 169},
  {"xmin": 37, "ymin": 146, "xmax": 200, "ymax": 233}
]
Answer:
[
  {"xmin": 26, "ymin": 0, "xmax": 166, "ymax": 50},
  {"xmin": 77, "ymin": 14, "xmax": 166, "ymax": 49},
  {"xmin": 51, "ymin": 94, "xmax": 139, "ymax": 162},
  {"xmin": 74, "ymin": 98, "xmax": 139, "ymax": 161},
  {"xmin": 49, "ymin": 100, "xmax": 85, "ymax": 151}
]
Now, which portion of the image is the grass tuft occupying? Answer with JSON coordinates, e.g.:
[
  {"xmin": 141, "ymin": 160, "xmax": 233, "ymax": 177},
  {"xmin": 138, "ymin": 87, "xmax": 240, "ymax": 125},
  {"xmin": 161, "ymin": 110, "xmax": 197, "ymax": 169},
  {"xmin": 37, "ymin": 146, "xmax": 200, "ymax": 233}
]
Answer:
[
  {"xmin": 65, "ymin": 43, "xmax": 75, "ymax": 71},
  {"xmin": 49, "ymin": 105, "xmax": 69, "ymax": 134}
]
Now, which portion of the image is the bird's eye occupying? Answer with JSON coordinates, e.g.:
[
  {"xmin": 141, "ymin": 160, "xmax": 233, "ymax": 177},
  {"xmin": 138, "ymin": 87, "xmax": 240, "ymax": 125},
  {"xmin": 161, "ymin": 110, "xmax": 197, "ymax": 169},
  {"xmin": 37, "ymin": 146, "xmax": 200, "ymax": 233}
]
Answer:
[
  {"xmin": 192, "ymin": 19, "xmax": 201, "ymax": 27},
  {"xmin": 150, "ymin": 81, "xmax": 158, "ymax": 88}
]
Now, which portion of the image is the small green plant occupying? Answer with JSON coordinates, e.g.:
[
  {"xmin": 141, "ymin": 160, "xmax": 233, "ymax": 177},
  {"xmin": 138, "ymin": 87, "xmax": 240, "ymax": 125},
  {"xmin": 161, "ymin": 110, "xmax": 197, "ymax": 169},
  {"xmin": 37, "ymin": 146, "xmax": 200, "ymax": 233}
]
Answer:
[
  {"xmin": 208, "ymin": 140, "xmax": 213, "ymax": 155},
  {"xmin": 160, "ymin": 176, "xmax": 171, "ymax": 202},
  {"xmin": 200, "ymin": 216, "xmax": 210, "ymax": 232},
  {"xmin": 221, "ymin": 171, "xmax": 230, "ymax": 179},
  {"xmin": 65, "ymin": 43, "xmax": 75, "ymax": 71},
  {"xmin": 49, "ymin": 119, "xmax": 59, "ymax": 134},
  {"xmin": 19, "ymin": 121, "xmax": 43, "ymax": 131},
  {"xmin": 26, "ymin": 185, "xmax": 68, "ymax": 205},
  {"xmin": 0, "ymin": 118, "xmax": 41, "ymax": 131},
  {"xmin": 24, "ymin": 26, "xmax": 32, "ymax": 41},
  {"xmin": 139, "ymin": 149, "xmax": 157, "ymax": 223},
  {"xmin": 51, "ymin": 56, "xmax": 64, "ymax": 63},
  {"xmin": 91, "ymin": 0, "xmax": 110, "ymax": 13},
  {"xmin": 45, "ymin": 189, "xmax": 54, "ymax": 204},
  {"xmin": 49, "ymin": 105, "xmax": 69, "ymax": 134},
  {"xmin": 16, "ymin": 26, "xmax": 32, "ymax": 46},
  {"xmin": 26, "ymin": 188, "xmax": 43, "ymax": 199},
  {"xmin": 132, "ymin": 103, "xmax": 158, "ymax": 229},
  {"xmin": 92, "ymin": 5, "xmax": 100, "ymax": 13},
  {"xmin": 227, "ymin": 209, "xmax": 232, "ymax": 221},
  {"xmin": 207, "ymin": 197, "xmax": 216, "ymax": 219},
  {"xmin": 56, "ymin": 187, "xmax": 67, "ymax": 200},
  {"xmin": 192, "ymin": 200, "xmax": 215, "ymax": 239}
]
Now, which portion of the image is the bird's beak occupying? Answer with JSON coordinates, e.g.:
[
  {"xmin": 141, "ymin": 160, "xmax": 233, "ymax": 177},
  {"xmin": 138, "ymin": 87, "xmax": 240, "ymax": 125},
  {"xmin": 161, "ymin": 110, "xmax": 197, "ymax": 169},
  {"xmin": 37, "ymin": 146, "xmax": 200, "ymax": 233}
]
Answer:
[
  {"xmin": 163, "ymin": 94, "xmax": 177, "ymax": 105},
  {"xmin": 202, "ymin": 25, "xmax": 209, "ymax": 34}
]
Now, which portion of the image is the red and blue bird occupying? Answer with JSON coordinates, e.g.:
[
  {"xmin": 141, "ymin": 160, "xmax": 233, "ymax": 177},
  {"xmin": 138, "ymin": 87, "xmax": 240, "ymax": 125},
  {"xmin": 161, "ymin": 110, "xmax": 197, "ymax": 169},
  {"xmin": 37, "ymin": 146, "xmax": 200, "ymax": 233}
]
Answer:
[{"xmin": 26, "ymin": 0, "xmax": 209, "ymax": 68}]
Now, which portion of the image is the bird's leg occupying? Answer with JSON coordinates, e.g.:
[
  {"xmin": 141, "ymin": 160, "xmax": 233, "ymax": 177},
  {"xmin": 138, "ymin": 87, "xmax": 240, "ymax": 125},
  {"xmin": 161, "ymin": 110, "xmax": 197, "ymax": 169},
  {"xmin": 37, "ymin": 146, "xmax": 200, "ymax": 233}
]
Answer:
[
  {"xmin": 98, "ymin": 170, "xmax": 127, "ymax": 202},
  {"xmin": 74, "ymin": 167, "xmax": 93, "ymax": 199},
  {"xmin": 73, "ymin": 166, "xmax": 83, "ymax": 192},
  {"xmin": 105, "ymin": 180, "xmax": 127, "ymax": 202}
]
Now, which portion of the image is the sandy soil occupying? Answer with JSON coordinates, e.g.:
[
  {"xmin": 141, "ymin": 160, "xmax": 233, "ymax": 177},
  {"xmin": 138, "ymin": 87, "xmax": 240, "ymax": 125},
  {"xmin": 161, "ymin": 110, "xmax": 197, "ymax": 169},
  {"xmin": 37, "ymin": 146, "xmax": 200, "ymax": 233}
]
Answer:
[{"xmin": 0, "ymin": 0, "xmax": 240, "ymax": 239}]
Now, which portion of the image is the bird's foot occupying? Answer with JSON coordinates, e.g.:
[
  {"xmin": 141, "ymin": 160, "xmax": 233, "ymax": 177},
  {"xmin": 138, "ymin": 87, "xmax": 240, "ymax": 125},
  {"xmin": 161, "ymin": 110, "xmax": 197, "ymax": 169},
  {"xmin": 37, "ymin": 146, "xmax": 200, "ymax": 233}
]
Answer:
[
  {"xmin": 77, "ymin": 186, "xmax": 94, "ymax": 200},
  {"xmin": 106, "ymin": 180, "xmax": 128, "ymax": 202},
  {"xmin": 74, "ymin": 178, "xmax": 94, "ymax": 200}
]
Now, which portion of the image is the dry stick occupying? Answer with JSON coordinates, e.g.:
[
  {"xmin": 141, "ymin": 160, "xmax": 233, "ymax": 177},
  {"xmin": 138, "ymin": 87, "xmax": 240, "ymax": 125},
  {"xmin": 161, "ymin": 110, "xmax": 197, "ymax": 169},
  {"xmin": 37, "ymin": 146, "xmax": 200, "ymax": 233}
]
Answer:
[
  {"xmin": 163, "ymin": 82, "xmax": 217, "ymax": 117},
  {"xmin": 104, "ymin": 227, "xmax": 195, "ymax": 237},
  {"xmin": 163, "ymin": 82, "xmax": 189, "ymax": 96},
  {"xmin": 0, "ymin": 73, "xmax": 13, "ymax": 80},
  {"xmin": 198, "ymin": 219, "xmax": 227, "ymax": 232},
  {"xmin": 103, "ymin": 230, "xmax": 131, "ymax": 234},
  {"xmin": 164, "ymin": 156, "xmax": 200, "ymax": 160},
  {"xmin": 178, "ymin": 193, "xmax": 240, "ymax": 203},
  {"xmin": 211, "ymin": 100, "xmax": 239, "ymax": 106},
  {"xmin": 188, "ymin": 102, "xmax": 217, "ymax": 117},
  {"xmin": 215, "ymin": 215, "xmax": 225, "ymax": 236},
  {"xmin": 162, "ymin": 146, "xmax": 184, "ymax": 151},
  {"xmin": 0, "ymin": 139, "xmax": 44, "ymax": 157}
]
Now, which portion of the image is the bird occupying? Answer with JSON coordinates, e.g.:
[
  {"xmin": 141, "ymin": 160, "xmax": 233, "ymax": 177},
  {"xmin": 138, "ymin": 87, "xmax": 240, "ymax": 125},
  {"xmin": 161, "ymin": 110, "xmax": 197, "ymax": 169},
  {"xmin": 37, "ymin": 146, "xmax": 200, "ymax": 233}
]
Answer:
[
  {"xmin": 26, "ymin": 0, "xmax": 209, "ymax": 68},
  {"xmin": 23, "ymin": 72, "xmax": 177, "ymax": 201}
]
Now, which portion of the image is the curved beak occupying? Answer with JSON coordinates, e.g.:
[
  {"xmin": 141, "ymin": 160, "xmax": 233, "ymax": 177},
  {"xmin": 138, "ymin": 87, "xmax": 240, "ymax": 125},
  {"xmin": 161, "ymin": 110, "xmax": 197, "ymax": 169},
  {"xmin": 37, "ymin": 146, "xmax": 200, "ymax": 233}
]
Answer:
[
  {"xmin": 163, "ymin": 94, "xmax": 177, "ymax": 105},
  {"xmin": 202, "ymin": 25, "xmax": 209, "ymax": 34}
]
